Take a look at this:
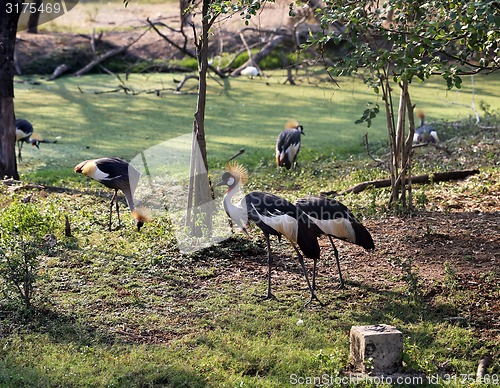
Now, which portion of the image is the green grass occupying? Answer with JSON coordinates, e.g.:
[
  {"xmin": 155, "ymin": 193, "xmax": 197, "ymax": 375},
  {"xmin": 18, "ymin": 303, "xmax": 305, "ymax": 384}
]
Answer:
[
  {"xmin": 14, "ymin": 71, "xmax": 500, "ymax": 185},
  {"xmin": 2, "ymin": 71, "xmax": 499, "ymax": 387}
]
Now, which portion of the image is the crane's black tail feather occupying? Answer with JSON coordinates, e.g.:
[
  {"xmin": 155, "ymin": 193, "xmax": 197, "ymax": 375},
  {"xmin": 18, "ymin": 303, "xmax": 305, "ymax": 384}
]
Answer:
[{"xmin": 352, "ymin": 221, "xmax": 375, "ymax": 250}]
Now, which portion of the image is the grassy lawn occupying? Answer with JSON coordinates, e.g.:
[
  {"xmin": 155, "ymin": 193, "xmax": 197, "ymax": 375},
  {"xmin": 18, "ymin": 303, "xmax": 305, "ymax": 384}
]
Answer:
[{"xmin": 1, "ymin": 71, "xmax": 499, "ymax": 387}]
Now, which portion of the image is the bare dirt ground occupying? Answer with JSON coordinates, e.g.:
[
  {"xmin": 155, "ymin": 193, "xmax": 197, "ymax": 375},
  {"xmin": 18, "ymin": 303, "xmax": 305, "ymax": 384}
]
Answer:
[{"xmin": 15, "ymin": 0, "xmax": 304, "ymax": 72}]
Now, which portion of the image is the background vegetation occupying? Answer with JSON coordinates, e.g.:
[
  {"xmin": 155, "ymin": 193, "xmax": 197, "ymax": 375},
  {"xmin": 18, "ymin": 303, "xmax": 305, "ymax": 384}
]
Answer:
[
  {"xmin": 1, "ymin": 69, "xmax": 498, "ymax": 387},
  {"xmin": 1, "ymin": 0, "xmax": 499, "ymax": 384}
]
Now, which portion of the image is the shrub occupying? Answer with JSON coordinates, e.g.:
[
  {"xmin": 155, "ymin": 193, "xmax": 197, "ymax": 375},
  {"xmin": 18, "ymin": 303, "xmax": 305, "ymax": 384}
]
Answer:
[{"xmin": 0, "ymin": 202, "xmax": 58, "ymax": 310}]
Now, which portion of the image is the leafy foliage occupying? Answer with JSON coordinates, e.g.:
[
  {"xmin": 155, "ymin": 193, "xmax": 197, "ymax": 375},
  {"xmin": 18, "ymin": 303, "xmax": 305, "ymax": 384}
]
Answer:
[
  {"xmin": 0, "ymin": 203, "xmax": 58, "ymax": 309},
  {"xmin": 307, "ymin": 0, "xmax": 500, "ymax": 207},
  {"xmin": 312, "ymin": 0, "xmax": 499, "ymax": 86}
]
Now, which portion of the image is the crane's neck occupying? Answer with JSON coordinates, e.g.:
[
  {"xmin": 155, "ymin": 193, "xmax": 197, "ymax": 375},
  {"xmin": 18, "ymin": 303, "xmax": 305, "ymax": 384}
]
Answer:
[
  {"xmin": 223, "ymin": 182, "xmax": 246, "ymax": 226},
  {"xmin": 123, "ymin": 189, "xmax": 135, "ymax": 212}
]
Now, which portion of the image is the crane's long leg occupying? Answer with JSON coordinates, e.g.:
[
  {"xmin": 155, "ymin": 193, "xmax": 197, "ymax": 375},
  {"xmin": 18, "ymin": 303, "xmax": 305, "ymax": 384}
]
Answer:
[
  {"xmin": 328, "ymin": 236, "xmax": 345, "ymax": 289},
  {"xmin": 109, "ymin": 190, "xmax": 118, "ymax": 231},
  {"xmin": 17, "ymin": 142, "xmax": 23, "ymax": 162},
  {"xmin": 312, "ymin": 258, "xmax": 318, "ymax": 291},
  {"xmin": 291, "ymin": 244, "xmax": 323, "ymax": 306},
  {"xmin": 263, "ymin": 233, "xmax": 278, "ymax": 301},
  {"xmin": 115, "ymin": 200, "xmax": 120, "ymax": 225}
]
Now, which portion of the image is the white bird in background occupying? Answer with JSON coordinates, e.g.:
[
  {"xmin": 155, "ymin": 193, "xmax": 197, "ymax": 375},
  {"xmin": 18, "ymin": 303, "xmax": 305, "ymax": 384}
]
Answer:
[{"xmin": 240, "ymin": 66, "xmax": 259, "ymax": 78}]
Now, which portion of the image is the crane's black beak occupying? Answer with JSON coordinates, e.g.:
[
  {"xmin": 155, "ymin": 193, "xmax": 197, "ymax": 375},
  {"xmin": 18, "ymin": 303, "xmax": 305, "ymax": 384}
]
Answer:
[
  {"xmin": 215, "ymin": 180, "xmax": 225, "ymax": 187},
  {"xmin": 137, "ymin": 221, "xmax": 144, "ymax": 232}
]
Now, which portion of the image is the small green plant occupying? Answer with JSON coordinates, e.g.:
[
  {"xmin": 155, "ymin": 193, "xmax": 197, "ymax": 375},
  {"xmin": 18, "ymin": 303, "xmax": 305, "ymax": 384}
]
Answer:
[
  {"xmin": 0, "ymin": 202, "xmax": 58, "ymax": 240},
  {"xmin": 402, "ymin": 337, "xmax": 437, "ymax": 375},
  {"xmin": 415, "ymin": 190, "xmax": 429, "ymax": 208},
  {"xmin": 396, "ymin": 257, "xmax": 423, "ymax": 302},
  {"xmin": 313, "ymin": 348, "xmax": 344, "ymax": 377},
  {"xmin": 0, "ymin": 202, "xmax": 58, "ymax": 310},
  {"xmin": 444, "ymin": 261, "xmax": 458, "ymax": 292},
  {"xmin": 0, "ymin": 238, "xmax": 45, "ymax": 309}
]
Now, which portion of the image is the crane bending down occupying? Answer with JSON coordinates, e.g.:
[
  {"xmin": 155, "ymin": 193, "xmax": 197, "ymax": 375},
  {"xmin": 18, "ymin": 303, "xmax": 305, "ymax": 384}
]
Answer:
[
  {"xmin": 16, "ymin": 119, "xmax": 58, "ymax": 161},
  {"xmin": 296, "ymin": 196, "xmax": 374, "ymax": 289},
  {"xmin": 276, "ymin": 121, "xmax": 305, "ymax": 169},
  {"xmin": 217, "ymin": 162, "xmax": 322, "ymax": 305},
  {"xmin": 74, "ymin": 157, "xmax": 149, "ymax": 231}
]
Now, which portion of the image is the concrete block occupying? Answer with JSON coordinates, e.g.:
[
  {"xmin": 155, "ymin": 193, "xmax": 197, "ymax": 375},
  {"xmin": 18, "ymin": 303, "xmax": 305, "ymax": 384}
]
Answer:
[{"xmin": 350, "ymin": 324, "xmax": 403, "ymax": 374}]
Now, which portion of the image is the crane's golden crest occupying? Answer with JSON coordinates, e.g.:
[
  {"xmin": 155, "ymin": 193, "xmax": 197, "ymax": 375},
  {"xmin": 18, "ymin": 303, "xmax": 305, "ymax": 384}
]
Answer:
[
  {"xmin": 131, "ymin": 207, "xmax": 152, "ymax": 223},
  {"xmin": 285, "ymin": 120, "xmax": 300, "ymax": 129},
  {"xmin": 416, "ymin": 109, "xmax": 425, "ymax": 119},
  {"xmin": 226, "ymin": 161, "xmax": 248, "ymax": 185},
  {"xmin": 30, "ymin": 133, "xmax": 42, "ymax": 141}
]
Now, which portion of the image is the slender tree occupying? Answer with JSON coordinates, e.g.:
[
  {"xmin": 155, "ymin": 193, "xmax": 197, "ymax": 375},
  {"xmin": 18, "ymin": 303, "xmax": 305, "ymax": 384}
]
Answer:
[
  {"xmin": 184, "ymin": 0, "xmax": 271, "ymax": 234},
  {"xmin": 0, "ymin": 1, "xmax": 22, "ymax": 179},
  {"xmin": 309, "ymin": 0, "xmax": 499, "ymax": 208}
]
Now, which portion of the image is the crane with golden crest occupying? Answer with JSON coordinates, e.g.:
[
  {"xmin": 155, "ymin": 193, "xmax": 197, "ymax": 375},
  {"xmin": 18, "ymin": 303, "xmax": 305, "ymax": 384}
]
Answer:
[
  {"xmin": 74, "ymin": 157, "xmax": 150, "ymax": 231},
  {"xmin": 275, "ymin": 120, "xmax": 305, "ymax": 170},
  {"xmin": 216, "ymin": 162, "xmax": 323, "ymax": 305}
]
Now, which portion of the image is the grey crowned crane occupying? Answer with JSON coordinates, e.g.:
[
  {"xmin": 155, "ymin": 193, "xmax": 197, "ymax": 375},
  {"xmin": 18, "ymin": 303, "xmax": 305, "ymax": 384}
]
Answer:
[
  {"xmin": 276, "ymin": 120, "xmax": 305, "ymax": 170},
  {"xmin": 74, "ymin": 157, "xmax": 149, "ymax": 231},
  {"xmin": 16, "ymin": 119, "xmax": 58, "ymax": 161},
  {"xmin": 16, "ymin": 119, "xmax": 36, "ymax": 161},
  {"xmin": 414, "ymin": 111, "xmax": 439, "ymax": 144},
  {"xmin": 295, "ymin": 196, "xmax": 374, "ymax": 289},
  {"xmin": 217, "ymin": 162, "xmax": 322, "ymax": 305}
]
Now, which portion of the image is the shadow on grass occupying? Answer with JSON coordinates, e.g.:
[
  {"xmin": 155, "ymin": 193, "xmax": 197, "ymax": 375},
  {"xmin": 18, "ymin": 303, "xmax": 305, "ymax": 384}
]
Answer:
[{"xmin": 0, "ymin": 303, "xmax": 208, "ymax": 387}]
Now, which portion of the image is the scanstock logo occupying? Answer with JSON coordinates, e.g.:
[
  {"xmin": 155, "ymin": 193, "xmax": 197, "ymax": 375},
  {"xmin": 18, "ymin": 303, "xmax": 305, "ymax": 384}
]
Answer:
[
  {"xmin": 10, "ymin": 1, "xmax": 79, "ymax": 31},
  {"xmin": 129, "ymin": 134, "xmax": 237, "ymax": 254}
]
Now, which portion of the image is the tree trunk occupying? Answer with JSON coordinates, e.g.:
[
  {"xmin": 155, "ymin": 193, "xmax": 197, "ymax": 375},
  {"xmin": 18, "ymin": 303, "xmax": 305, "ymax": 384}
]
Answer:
[
  {"xmin": 186, "ymin": 0, "xmax": 213, "ymax": 236},
  {"xmin": 27, "ymin": 0, "xmax": 43, "ymax": 33},
  {"xmin": 0, "ymin": 4, "xmax": 21, "ymax": 179},
  {"xmin": 387, "ymin": 79, "xmax": 415, "ymax": 208}
]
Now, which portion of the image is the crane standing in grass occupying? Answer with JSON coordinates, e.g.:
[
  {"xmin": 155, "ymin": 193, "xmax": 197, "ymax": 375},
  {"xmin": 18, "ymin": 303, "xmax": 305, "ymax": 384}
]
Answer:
[
  {"xmin": 16, "ymin": 118, "xmax": 58, "ymax": 161},
  {"xmin": 74, "ymin": 157, "xmax": 149, "ymax": 231},
  {"xmin": 276, "ymin": 120, "xmax": 305, "ymax": 170},
  {"xmin": 414, "ymin": 110, "xmax": 439, "ymax": 144},
  {"xmin": 15, "ymin": 119, "xmax": 38, "ymax": 161},
  {"xmin": 217, "ymin": 162, "xmax": 322, "ymax": 305},
  {"xmin": 296, "ymin": 196, "xmax": 375, "ymax": 289}
]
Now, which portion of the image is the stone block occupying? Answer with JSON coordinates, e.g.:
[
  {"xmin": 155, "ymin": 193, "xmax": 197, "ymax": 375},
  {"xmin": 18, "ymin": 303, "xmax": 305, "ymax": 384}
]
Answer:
[{"xmin": 350, "ymin": 324, "xmax": 403, "ymax": 374}]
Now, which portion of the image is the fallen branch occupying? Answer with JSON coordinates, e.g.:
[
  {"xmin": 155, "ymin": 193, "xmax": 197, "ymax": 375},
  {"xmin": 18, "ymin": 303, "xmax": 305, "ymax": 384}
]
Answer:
[
  {"xmin": 2, "ymin": 179, "xmax": 77, "ymax": 194},
  {"xmin": 74, "ymin": 28, "xmax": 149, "ymax": 77},
  {"xmin": 175, "ymin": 75, "xmax": 199, "ymax": 93},
  {"xmin": 49, "ymin": 63, "xmax": 69, "ymax": 80},
  {"xmin": 320, "ymin": 169, "xmax": 480, "ymax": 196},
  {"xmin": 74, "ymin": 46, "xmax": 128, "ymax": 77},
  {"xmin": 412, "ymin": 141, "xmax": 453, "ymax": 155}
]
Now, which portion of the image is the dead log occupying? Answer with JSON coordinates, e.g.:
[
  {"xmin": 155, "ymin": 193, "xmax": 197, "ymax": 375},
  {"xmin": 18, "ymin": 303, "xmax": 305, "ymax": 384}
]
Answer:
[
  {"xmin": 74, "ymin": 46, "xmax": 128, "ymax": 77},
  {"xmin": 320, "ymin": 169, "xmax": 480, "ymax": 196},
  {"xmin": 49, "ymin": 64, "xmax": 69, "ymax": 80},
  {"xmin": 74, "ymin": 29, "xmax": 149, "ymax": 77}
]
